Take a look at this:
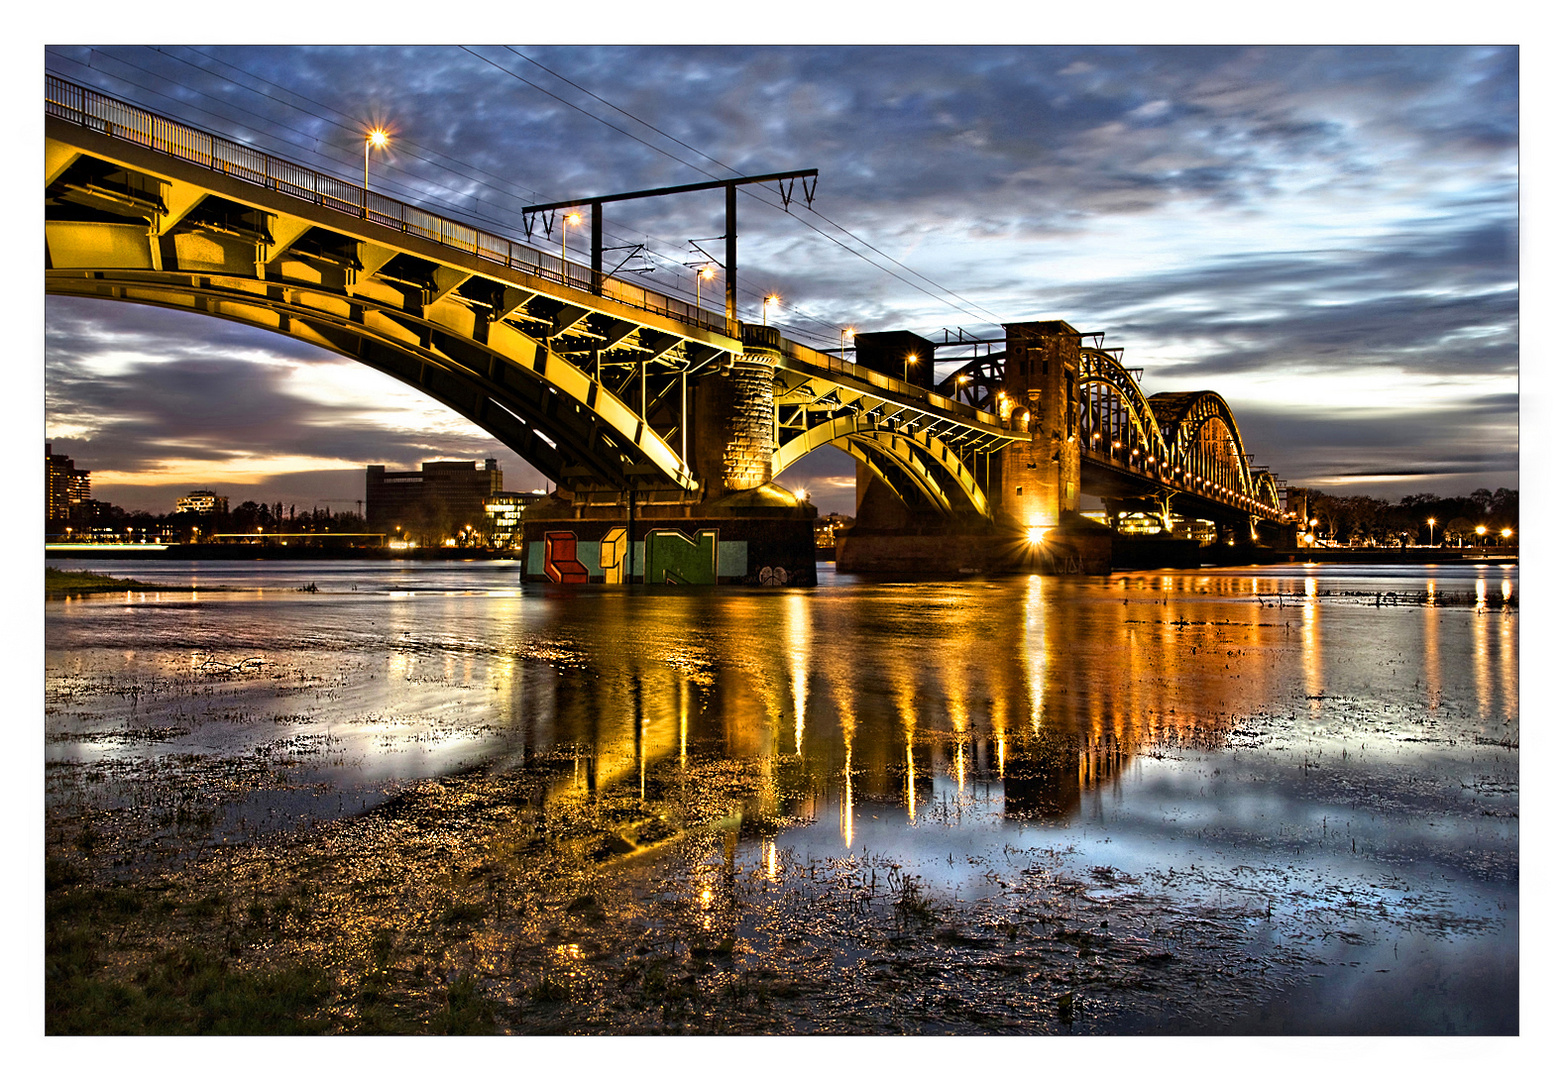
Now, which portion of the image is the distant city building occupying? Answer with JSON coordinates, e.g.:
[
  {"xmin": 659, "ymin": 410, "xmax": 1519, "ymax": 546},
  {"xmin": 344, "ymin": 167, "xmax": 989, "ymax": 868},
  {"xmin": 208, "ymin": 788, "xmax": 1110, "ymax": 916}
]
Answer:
[
  {"xmin": 45, "ymin": 442, "xmax": 91, "ymax": 526},
  {"xmin": 484, "ymin": 491, "xmax": 544, "ymax": 549},
  {"xmin": 176, "ymin": 489, "xmax": 228, "ymax": 515},
  {"xmin": 366, "ymin": 458, "xmax": 504, "ymax": 545},
  {"xmin": 815, "ymin": 512, "xmax": 854, "ymax": 549}
]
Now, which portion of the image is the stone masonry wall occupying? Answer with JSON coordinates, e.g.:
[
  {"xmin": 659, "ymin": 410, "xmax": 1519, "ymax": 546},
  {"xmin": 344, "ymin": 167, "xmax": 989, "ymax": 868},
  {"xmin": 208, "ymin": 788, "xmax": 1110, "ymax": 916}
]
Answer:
[{"xmin": 692, "ymin": 353, "xmax": 777, "ymax": 494}]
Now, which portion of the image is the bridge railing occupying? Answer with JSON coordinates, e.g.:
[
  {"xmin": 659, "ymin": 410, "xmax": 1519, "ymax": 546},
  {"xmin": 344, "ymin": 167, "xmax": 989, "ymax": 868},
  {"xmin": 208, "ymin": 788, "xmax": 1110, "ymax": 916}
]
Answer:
[{"xmin": 46, "ymin": 76, "xmax": 736, "ymax": 339}]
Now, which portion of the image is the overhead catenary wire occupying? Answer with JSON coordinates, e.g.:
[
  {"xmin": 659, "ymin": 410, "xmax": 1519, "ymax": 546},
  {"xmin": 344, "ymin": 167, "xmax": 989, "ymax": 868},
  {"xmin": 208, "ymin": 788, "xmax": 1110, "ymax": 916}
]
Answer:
[
  {"xmin": 473, "ymin": 47, "xmax": 1003, "ymax": 334},
  {"xmin": 505, "ymin": 46, "xmax": 1007, "ymax": 326}
]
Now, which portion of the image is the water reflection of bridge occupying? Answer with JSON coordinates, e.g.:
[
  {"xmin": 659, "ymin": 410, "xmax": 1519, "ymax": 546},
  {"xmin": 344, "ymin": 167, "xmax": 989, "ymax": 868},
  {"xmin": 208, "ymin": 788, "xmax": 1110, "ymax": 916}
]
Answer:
[{"xmin": 500, "ymin": 575, "xmax": 1349, "ymax": 840}]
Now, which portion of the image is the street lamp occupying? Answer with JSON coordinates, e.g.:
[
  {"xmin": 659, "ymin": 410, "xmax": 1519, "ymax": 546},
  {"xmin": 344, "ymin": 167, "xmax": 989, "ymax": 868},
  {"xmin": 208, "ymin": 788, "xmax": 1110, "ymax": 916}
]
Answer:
[
  {"xmin": 695, "ymin": 264, "xmax": 715, "ymax": 309},
  {"xmin": 1476, "ymin": 524, "xmax": 1488, "ymax": 546},
  {"xmin": 841, "ymin": 326, "xmax": 855, "ymax": 359},
  {"xmin": 364, "ymin": 128, "xmax": 389, "ymax": 190},
  {"xmin": 562, "ymin": 211, "xmax": 582, "ymax": 264},
  {"xmin": 904, "ymin": 352, "xmax": 919, "ymax": 383},
  {"xmin": 1427, "ymin": 517, "xmax": 1437, "ymax": 546},
  {"xmin": 763, "ymin": 294, "xmax": 779, "ymax": 325},
  {"xmin": 1501, "ymin": 527, "xmax": 1513, "ymax": 541}
]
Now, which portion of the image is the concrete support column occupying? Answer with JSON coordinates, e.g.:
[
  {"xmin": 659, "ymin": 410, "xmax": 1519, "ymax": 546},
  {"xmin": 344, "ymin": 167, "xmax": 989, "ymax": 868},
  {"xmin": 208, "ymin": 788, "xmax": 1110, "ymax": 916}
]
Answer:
[{"xmin": 693, "ymin": 325, "xmax": 781, "ymax": 494}]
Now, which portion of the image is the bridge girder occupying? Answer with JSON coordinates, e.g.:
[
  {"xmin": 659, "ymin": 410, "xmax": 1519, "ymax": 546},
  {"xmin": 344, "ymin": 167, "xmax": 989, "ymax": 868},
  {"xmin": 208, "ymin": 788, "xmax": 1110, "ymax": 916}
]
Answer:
[{"xmin": 1148, "ymin": 391, "xmax": 1257, "ymax": 505}]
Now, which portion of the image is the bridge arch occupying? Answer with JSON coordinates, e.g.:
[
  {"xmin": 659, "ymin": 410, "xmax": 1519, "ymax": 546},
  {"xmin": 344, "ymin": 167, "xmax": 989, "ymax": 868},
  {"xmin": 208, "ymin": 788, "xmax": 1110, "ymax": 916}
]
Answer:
[
  {"xmin": 771, "ymin": 412, "xmax": 992, "ymax": 518},
  {"xmin": 49, "ymin": 268, "xmax": 701, "ymax": 492},
  {"xmin": 1077, "ymin": 347, "xmax": 1172, "ymax": 472},
  {"xmin": 1148, "ymin": 391, "xmax": 1256, "ymax": 502}
]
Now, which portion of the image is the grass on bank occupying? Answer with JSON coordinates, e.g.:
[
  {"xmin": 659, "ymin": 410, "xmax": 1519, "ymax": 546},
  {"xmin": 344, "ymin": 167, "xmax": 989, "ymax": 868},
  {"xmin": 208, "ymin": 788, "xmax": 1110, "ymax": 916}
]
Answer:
[
  {"xmin": 45, "ymin": 864, "xmax": 334, "ymax": 1035},
  {"xmin": 46, "ymin": 567, "xmax": 163, "ymax": 597}
]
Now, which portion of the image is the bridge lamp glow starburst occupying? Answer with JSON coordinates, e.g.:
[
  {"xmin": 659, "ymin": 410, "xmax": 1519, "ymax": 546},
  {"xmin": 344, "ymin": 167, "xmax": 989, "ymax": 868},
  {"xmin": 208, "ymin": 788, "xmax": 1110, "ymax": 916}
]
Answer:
[
  {"xmin": 695, "ymin": 264, "xmax": 716, "ymax": 308},
  {"xmin": 763, "ymin": 294, "xmax": 780, "ymax": 325},
  {"xmin": 1026, "ymin": 526, "xmax": 1047, "ymax": 545},
  {"xmin": 562, "ymin": 212, "xmax": 583, "ymax": 264},
  {"xmin": 363, "ymin": 128, "xmax": 390, "ymax": 190}
]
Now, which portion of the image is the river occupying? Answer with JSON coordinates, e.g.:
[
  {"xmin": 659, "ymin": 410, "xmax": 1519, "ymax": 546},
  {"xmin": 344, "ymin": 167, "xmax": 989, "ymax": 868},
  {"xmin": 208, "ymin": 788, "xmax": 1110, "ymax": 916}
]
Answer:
[{"xmin": 44, "ymin": 558, "xmax": 1518, "ymax": 1034}]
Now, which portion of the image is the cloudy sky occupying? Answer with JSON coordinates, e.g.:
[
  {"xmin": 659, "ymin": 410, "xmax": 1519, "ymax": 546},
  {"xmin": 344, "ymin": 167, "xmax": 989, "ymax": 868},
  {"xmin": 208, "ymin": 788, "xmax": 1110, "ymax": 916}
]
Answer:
[{"xmin": 40, "ymin": 44, "xmax": 1519, "ymax": 516}]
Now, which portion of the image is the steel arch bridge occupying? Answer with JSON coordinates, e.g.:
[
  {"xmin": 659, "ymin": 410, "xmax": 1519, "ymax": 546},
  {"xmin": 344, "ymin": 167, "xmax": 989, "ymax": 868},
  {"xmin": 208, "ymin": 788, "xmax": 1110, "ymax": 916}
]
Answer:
[
  {"xmin": 45, "ymin": 77, "xmax": 1287, "ymax": 546},
  {"xmin": 939, "ymin": 342, "xmax": 1287, "ymax": 525},
  {"xmin": 44, "ymin": 76, "xmax": 1017, "ymax": 512}
]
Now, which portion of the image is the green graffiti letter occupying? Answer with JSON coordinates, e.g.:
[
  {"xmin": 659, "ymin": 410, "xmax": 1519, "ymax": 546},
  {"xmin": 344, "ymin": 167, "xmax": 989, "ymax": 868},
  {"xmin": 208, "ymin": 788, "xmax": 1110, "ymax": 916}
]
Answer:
[{"xmin": 645, "ymin": 528, "xmax": 718, "ymax": 585}]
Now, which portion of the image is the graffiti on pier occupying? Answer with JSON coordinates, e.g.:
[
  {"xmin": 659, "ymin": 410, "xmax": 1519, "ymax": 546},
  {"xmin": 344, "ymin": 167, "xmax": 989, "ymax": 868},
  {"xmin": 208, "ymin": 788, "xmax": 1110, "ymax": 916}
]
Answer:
[
  {"xmin": 644, "ymin": 529, "xmax": 718, "ymax": 585},
  {"xmin": 543, "ymin": 532, "xmax": 590, "ymax": 584},
  {"xmin": 600, "ymin": 527, "xmax": 628, "ymax": 584}
]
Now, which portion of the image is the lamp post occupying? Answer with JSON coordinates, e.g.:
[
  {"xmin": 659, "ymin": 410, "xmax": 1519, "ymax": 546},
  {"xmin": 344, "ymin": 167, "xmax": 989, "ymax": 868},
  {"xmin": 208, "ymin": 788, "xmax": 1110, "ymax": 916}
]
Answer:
[
  {"xmin": 562, "ymin": 211, "xmax": 582, "ymax": 264},
  {"xmin": 904, "ymin": 352, "xmax": 918, "ymax": 384},
  {"xmin": 364, "ymin": 129, "xmax": 389, "ymax": 190},
  {"xmin": 695, "ymin": 264, "xmax": 715, "ymax": 309},
  {"xmin": 1427, "ymin": 517, "xmax": 1437, "ymax": 547},
  {"xmin": 1476, "ymin": 524, "xmax": 1488, "ymax": 547},
  {"xmin": 763, "ymin": 295, "xmax": 779, "ymax": 326},
  {"xmin": 841, "ymin": 326, "xmax": 855, "ymax": 360}
]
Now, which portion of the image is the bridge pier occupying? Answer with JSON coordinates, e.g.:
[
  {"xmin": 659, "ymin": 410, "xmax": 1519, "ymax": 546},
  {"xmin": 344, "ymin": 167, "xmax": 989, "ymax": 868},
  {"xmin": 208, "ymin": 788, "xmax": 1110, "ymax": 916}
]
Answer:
[
  {"xmin": 838, "ymin": 320, "xmax": 1112, "ymax": 576},
  {"xmin": 520, "ymin": 323, "xmax": 817, "ymax": 586}
]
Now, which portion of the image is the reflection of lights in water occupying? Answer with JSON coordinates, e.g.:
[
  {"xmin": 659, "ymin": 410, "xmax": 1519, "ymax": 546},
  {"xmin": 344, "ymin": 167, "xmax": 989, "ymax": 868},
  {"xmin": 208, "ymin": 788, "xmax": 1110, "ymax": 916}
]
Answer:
[
  {"xmin": 699, "ymin": 887, "xmax": 713, "ymax": 908},
  {"xmin": 1427, "ymin": 579, "xmax": 1437, "ymax": 602},
  {"xmin": 997, "ymin": 735, "xmax": 1006, "ymax": 778},
  {"xmin": 762, "ymin": 839, "xmax": 778, "ymax": 882},
  {"xmin": 786, "ymin": 592, "xmax": 810, "ymax": 755},
  {"xmin": 556, "ymin": 943, "xmax": 583, "ymax": 962},
  {"xmin": 1474, "ymin": 601, "xmax": 1490, "ymax": 719},
  {"xmin": 1502, "ymin": 579, "xmax": 1512, "ymax": 604},
  {"xmin": 841, "ymin": 742, "xmax": 854, "ymax": 848},
  {"xmin": 1498, "ymin": 603, "xmax": 1515, "ymax": 720},
  {"xmin": 955, "ymin": 740, "xmax": 966, "ymax": 793},
  {"xmin": 1475, "ymin": 578, "xmax": 1487, "ymax": 610},
  {"xmin": 1024, "ymin": 574, "xmax": 1046, "ymax": 734},
  {"xmin": 1302, "ymin": 586, "xmax": 1321, "ymax": 704},
  {"xmin": 906, "ymin": 741, "xmax": 916, "ymax": 821},
  {"xmin": 1423, "ymin": 601, "xmax": 1442, "ymax": 708},
  {"xmin": 678, "ymin": 679, "xmax": 688, "ymax": 770}
]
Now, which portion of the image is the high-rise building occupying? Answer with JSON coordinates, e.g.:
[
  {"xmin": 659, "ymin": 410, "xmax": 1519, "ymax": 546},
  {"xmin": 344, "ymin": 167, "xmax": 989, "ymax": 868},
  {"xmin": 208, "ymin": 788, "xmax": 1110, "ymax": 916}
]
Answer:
[
  {"xmin": 366, "ymin": 459, "xmax": 504, "ymax": 545},
  {"xmin": 45, "ymin": 443, "xmax": 91, "ymax": 525}
]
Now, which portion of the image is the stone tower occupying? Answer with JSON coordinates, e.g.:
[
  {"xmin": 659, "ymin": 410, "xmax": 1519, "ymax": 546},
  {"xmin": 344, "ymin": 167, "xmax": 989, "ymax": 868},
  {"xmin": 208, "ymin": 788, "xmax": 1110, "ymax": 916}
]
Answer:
[{"xmin": 995, "ymin": 320, "xmax": 1082, "ymax": 530}]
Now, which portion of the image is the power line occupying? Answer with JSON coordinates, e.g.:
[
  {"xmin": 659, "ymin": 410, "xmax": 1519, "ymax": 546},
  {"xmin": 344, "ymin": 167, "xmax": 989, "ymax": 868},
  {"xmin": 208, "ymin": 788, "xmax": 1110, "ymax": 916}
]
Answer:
[{"xmin": 503, "ymin": 47, "xmax": 1006, "ymax": 327}]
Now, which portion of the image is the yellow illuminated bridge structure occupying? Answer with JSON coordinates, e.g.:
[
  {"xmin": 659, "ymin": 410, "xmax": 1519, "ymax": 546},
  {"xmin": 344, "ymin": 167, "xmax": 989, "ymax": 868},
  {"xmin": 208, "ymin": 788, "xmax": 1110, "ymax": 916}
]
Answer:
[{"xmin": 45, "ymin": 77, "xmax": 1286, "ymax": 526}]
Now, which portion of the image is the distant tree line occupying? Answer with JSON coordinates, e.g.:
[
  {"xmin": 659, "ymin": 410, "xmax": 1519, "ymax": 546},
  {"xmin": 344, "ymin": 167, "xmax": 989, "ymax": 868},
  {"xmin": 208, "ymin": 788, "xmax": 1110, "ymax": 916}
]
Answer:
[
  {"xmin": 1288, "ymin": 487, "xmax": 1518, "ymax": 546},
  {"xmin": 78, "ymin": 501, "xmax": 369, "ymax": 543}
]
